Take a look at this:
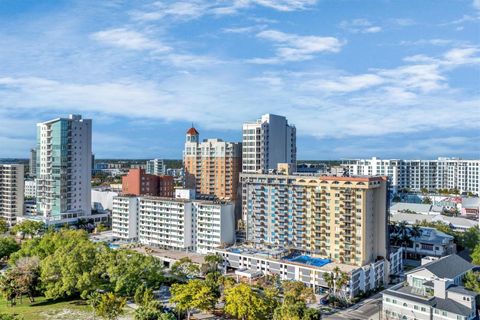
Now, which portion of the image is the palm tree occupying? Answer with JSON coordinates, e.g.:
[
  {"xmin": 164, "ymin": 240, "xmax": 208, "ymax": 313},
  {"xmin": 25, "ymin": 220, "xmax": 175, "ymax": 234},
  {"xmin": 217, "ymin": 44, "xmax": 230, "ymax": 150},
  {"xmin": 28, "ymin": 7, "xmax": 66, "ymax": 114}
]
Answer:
[
  {"xmin": 397, "ymin": 221, "xmax": 410, "ymax": 260},
  {"xmin": 410, "ymin": 225, "xmax": 423, "ymax": 259},
  {"xmin": 391, "ymin": 234, "xmax": 401, "ymax": 247},
  {"xmin": 323, "ymin": 267, "xmax": 350, "ymax": 304}
]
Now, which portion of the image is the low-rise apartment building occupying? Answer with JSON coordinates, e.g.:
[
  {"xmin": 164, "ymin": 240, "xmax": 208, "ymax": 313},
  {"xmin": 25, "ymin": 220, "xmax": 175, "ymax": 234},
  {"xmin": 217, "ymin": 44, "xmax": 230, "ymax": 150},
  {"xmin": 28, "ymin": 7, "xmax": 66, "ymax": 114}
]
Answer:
[
  {"xmin": 112, "ymin": 196, "xmax": 138, "ymax": 241},
  {"xmin": 382, "ymin": 254, "xmax": 478, "ymax": 320},
  {"xmin": 216, "ymin": 246, "xmax": 403, "ymax": 297}
]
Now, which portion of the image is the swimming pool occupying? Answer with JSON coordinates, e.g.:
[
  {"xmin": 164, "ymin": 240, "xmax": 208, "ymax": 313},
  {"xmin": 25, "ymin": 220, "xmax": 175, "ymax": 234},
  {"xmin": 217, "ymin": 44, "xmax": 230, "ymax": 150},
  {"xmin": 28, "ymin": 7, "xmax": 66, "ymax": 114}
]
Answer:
[
  {"xmin": 108, "ymin": 243, "xmax": 120, "ymax": 249},
  {"xmin": 285, "ymin": 255, "xmax": 331, "ymax": 267}
]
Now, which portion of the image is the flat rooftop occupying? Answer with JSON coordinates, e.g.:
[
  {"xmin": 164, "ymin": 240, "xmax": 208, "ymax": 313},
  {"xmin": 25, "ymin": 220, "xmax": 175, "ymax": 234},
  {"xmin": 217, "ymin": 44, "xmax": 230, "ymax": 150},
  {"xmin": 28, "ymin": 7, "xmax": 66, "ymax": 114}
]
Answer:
[
  {"xmin": 132, "ymin": 246, "xmax": 205, "ymax": 265},
  {"xmin": 219, "ymin": 246, "xmax": 358, "ymax": 273}
]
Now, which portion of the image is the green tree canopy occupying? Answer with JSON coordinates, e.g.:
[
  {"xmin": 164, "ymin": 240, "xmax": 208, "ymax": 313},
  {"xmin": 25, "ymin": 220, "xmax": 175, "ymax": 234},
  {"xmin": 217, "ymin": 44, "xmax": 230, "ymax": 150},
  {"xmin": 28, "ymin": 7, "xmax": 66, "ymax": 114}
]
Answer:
[
  {"xmin": 0, "ymin": 219, "xmax": 9, "ymax": 234},
  {"xmin": 95, "ymin": 292, "xmax": 126, "ymax": 320},
  {"xmin": 464, "ymin": 271, "xmax": 480, "ymax": 293},
  {"xmin": 471, "ymin": 244, "xmax": 480, "ymax": 265},
  {"xmin": 40, "ymin": 239, "xmax": 109, "ymax": 299},
  {"xmin": 170, "ymin": 257, "xmax": 200, "ymax": 280},
  {"xmin": 170, "ymin": 279, "xmax": 217, "ymax": 319},
  {"xmin": 105, "ymin": 249, "xmax": 165, "ymax": 297},
  {"xmin": 0, "ymin": 237, "xmax": 20, "ymax": 260},
  {"xmin": 224, "ymin": 283, "xmax": 271, "ymax": 320},
  {"xmin": 11, "ymin": 221, "xmax": 44, "ymax": 238}
]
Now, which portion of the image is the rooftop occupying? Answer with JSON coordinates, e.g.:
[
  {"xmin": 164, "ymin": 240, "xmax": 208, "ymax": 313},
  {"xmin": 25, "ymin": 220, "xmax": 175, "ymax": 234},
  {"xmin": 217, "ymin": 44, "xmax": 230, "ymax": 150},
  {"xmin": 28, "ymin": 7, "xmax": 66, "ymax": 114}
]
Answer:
[
  {"xmin": 408, "ymin": 254, "xmax": 473, "ymax": 279},
  {"xmin": 218, "ymin": 246, "xmax": 358, "ymax": 273}
]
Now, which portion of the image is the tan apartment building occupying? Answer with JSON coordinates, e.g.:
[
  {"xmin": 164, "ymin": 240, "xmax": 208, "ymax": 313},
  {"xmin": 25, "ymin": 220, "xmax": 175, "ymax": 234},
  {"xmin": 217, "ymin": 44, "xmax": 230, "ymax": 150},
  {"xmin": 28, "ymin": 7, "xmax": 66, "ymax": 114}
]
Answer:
[
  {"xmin": 183, "ymin": 127, "xmax": 242, "ymax": 201},
  {"xmin": 241, "ymin": 169, "xmax": 388, "ymax": 267}
]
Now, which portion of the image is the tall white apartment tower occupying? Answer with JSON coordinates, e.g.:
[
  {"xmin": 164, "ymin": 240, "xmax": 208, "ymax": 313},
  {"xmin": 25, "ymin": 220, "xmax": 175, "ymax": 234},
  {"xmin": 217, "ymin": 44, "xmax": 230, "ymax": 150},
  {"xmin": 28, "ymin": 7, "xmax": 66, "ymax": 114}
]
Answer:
[
  {"xmin": 242, "ymin": 114, "xmax": 296, "ymax": 173},
  {"xmin": 36, "ymin": 114, "xmax": 92, "ymax": 223},
  {"xmin": 0, "ymin": 164, "xmax": 25, "ymax": 225}
]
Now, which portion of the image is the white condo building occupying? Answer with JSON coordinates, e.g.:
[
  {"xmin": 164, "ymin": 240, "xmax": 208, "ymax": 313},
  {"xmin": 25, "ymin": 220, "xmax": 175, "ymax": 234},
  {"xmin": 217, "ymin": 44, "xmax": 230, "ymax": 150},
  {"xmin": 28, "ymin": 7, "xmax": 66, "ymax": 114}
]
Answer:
[
  {"xmin": 24, "ymin": 179, "xmax": 36, "ymax": 198},
  {"xmin": 36, "ymin": 114, "xmax": 92, "ymax": 224},
  {"xmin": 112, "ymin": 195, "xmax": 235, "ymax": 254},
  {"xmin": 146, "ymin": 159, "xmax": 166, "ymax": 176},
  {"xmin": 343, "ymin": 157, "xmax": 480, "ymax": 195},
  {"xmin": 0, "ymin": 164, "xmax": 25, "ymax": 225},
  {"xmin": 242, "ymin": 114, "xmax": 296, "ymax": 173}
]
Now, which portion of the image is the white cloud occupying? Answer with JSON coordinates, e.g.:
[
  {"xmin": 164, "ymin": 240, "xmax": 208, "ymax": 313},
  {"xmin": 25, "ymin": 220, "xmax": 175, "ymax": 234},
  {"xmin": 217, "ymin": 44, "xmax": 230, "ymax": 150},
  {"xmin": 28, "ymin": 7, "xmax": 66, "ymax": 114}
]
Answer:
[
  {"xmin": 399, "ymin": 39, "xmax": 455, "ymax": 46},
  {"xmin": 443, "ymin": 47, "xmax": 480, "ymax": 65},
  {"xmin": 131, "ymin": 0, "xmax": 318, "ymax": 21},
  {"xmin": 305, "ymin": 74, "xmax": 384, "ymax": 92},
  {"xmin": 253, "ymin": 30, "xmax": 343, "ymax": 63},
  {"xmin": 339, "ymin": 19, "xmax": 382, "ymax": 33},
  {"xmin": 473, "ymin": 0, "xmax": 480, "ymax": 10},
  {"xmin": 91, "ymin": 28, "xmax": 171, "ymax": 52}
]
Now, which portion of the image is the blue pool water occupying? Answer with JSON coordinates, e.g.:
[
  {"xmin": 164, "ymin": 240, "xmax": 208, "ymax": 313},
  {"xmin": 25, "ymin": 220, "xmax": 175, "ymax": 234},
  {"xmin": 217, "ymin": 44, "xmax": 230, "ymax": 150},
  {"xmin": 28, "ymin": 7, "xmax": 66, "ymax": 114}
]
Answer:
[
  {"xmin": 108, "ymin": 243, "xmax": 120, "ymax": 249},
  {"xmin": 286, "ymin": 255, "xmax": 331, "ymax": 267}
]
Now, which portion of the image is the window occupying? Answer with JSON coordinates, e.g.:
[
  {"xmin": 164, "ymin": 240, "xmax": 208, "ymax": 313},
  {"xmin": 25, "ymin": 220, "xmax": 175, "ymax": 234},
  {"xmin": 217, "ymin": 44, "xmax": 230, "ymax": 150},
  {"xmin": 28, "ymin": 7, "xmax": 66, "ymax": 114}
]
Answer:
[{"xmin": 414, "ymin": 305, "xmax": 419, "ymax": 310}]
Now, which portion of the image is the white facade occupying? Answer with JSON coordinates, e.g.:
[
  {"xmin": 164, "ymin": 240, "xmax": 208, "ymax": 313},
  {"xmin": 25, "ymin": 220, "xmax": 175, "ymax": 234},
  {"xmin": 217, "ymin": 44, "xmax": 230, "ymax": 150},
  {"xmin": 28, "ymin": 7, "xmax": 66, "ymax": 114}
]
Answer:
[
  {"xmin": 0, "ymin": 164, "xmax": 25, "ymax": 225},
  {"xmin": 146, "ymin": 159, "xmax": 165, "ymax": 175},
  {"xmin": 112, "ymin": 196, "xmax": 138, "ymax": 241},
  {"xmin": 36, "ymin": 114, "xmax": 92, "ymax": 224},
  {"xmin": 343, "ymin": 157, "xmax": 480, "ymax": 195},
  {"xmin": 383, "ymin": 255, "xmax": 477, "ymax": 320},
  {"xmin": 242, "ymin": 114, "xmax": 296, "ymax": 173},
  {"xmin": 175, "ymin": 188, "xmax": 196, "ymax": 200},
  {"xmin": 111, "ymin": 196, "xmax": 235, "ymax": 253},
  {"xmin": 91, "ymin": 189, "xmax": 119, "ymax": 212},
  {"xmin": 216, "ymin": 247, "xmax": 402, "ymax": 297},
  {"xmin": 195, "ymin": 202, "xmax": 235, "ymax": 254},
  {"xmin": 24, "ymin": 179, "xmax": 36, "ymax": 198}
]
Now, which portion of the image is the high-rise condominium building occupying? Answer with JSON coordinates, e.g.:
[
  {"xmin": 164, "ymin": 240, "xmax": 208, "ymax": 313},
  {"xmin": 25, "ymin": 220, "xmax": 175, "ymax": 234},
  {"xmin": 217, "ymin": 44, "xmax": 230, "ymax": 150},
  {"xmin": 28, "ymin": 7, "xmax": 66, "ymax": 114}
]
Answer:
[
  {"xmin": 36, "ymin": 114, "xmax": 92, "ymax": 223},
  {"xmin": 241, "ymin": 171, "xmax": 388, "ymax": 267},
  {"xmin": 183, "ymin": 127, "xmax": 242, "ymax": 200},
  {"xmin": 112, "ymin": 195, "xmax": 235, "ymax": 254},
  {"xmin": 0, "ymin": 164, "xmax": 25, "ymax": 225},
  {"xmin": 146, "ymin": 159, "xmax": 165, "ymax": 176},
  {"xmin": 242, "ymin": 114, "xmax": 296, "ymax": 173},
  {"xmin": 342, "ymin": 157, "xmax": 480, "ymax": 195},
  {"xmin": 29, "ymin": 148, "xmax": 37, "ymax": 178}
]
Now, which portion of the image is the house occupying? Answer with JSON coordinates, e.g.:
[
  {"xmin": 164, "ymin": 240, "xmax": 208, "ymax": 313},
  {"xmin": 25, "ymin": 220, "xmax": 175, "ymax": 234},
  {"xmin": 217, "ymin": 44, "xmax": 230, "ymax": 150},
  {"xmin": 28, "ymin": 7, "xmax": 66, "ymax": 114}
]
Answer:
[
  {"xmin": 382, "ymin": 254, "xmax": 478, "ymax": 320},
  {"xmin": 390, "ymin": 226, "xmax": 456, "ymax": 258}
]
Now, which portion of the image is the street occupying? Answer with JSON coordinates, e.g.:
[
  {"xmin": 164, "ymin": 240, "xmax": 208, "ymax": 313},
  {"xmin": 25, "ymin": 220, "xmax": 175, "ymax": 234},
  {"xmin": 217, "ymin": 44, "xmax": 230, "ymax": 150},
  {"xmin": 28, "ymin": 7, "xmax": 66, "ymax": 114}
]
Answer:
[{"xmin": 323, "ymin": 292, "xmax": 383, "ymax": 320}]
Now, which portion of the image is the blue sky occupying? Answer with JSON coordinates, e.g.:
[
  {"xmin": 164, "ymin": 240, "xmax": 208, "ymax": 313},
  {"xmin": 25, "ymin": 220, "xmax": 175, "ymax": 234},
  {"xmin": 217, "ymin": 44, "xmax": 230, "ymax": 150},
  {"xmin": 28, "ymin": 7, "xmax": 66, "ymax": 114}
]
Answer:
[{"xmin": 0, "ymin": 0, "xmax": 479, "ymax": 159}]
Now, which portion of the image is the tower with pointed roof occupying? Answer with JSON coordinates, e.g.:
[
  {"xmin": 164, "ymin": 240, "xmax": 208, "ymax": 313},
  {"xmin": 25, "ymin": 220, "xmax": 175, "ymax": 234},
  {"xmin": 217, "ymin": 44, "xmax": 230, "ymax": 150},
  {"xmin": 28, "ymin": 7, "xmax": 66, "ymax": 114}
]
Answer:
[{"xmin": 183, "ymin": 125, "xmax": 242, "ymax": 201}]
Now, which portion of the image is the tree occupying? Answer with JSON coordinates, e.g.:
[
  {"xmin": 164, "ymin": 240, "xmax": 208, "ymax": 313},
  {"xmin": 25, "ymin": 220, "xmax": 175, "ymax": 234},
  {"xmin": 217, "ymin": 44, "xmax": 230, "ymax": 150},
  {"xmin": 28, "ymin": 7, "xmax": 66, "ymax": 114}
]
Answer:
[
  {"xmin": 458, "ymin": 227, "xmax": 480, "ymax": 251},
  {"xmin": 422, "ymin": 196, "xmax": 432, "ymax": 204},
  {"xmin": 0, "ymin": 314, "xmax": 22, "ymax": 320},
  {"xmin": 10, "ymin": 229, "xmax": 90, "ymax": 263},
  {"xmin": 323, "ymin": 267, "xmax": 350, "ymax": 303},
  {"xmin": 105, "ymin": 249, "xmax": 165, "ymax": 296},
  {"xmin": 471, "ymin": 244, "xmax": 480, "ymax": 265},
  {"xmin": 95, "ymin": 292, "xmax": 126, "ymax": 320},
  {"xmin": 282, "ymin": 281, "xmax": 315, "ymax": 303},
  {"xmin": 170, "ymin": 280, "xmax": 217, "ymax": 319},
  {"xmin": 224, "ymin": 283, "xmax": 271, "ymax": 320},
  {"xmin": 170, "ymin": 257, "xmax": 200, "ymax": 280},
  {"xmin": 409, "ymin": 225, "xmax": 423, "ymax": 259},
  {"xmin": 464, "ymin": 271, "xmax": 480, "ymax": 294},
  {"xmin": 134, "ymin": 299, "xmax": 163, "ymax": 320},
  {"xmin": 40, "ymin": 239, "xmax": 108, "ymax": 299},
  {"xmin": 0, "ymin": 237, "xmax": 20, "ymax": 260},
  {"xmin": 201, "ymin": 254, "xmax": 222, "ymax": 275},
  {"xmin": 11, "ymin": 221, "xmax": 44, "ymax": 238},
  {"xmin": 0, "ymin": 219, "xmax": 9, "ymax": 234},
  {"xmin": 0, "ymin": 257, "xmax": 40, "ymax": 305},
  {"xmin": 302, "ymin": 308, "xmax": 322, "ymax": 320}
]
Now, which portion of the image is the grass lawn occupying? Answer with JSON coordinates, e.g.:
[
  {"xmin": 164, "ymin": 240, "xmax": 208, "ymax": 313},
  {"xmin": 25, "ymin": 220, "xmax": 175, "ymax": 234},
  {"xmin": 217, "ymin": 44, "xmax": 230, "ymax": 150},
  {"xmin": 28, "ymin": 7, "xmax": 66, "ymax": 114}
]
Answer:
[{"xmin": 0, "ymin": 296, "xmax": 134, "ymax": 320}]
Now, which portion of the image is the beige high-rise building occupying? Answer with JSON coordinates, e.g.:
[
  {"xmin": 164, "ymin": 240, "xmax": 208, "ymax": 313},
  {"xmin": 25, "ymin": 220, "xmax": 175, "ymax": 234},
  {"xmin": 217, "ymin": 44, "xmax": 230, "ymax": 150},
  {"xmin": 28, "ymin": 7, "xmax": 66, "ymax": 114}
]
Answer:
[
  {"xmin": 183, "ymin": 127, "xmax": 242, "ymax": 200},
  {"xmin": 241, "ymin": 170, "xmax": 388, "ymax": 267},
  {"xmin": 0, "ymin": 164, "xmax": 25, "ymax": 225}
]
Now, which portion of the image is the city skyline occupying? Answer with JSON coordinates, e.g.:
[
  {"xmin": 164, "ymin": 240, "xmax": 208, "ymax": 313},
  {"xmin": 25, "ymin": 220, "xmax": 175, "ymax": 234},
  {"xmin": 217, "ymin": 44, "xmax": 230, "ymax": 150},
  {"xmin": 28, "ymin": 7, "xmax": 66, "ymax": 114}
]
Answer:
[{"xmin": 0, "ymin": 0, "xmax": 479, "ymax": 159}]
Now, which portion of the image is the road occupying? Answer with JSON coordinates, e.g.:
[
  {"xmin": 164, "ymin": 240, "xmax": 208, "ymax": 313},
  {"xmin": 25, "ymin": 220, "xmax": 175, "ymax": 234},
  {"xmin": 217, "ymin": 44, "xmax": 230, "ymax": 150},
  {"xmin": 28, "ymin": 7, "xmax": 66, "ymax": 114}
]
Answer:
[{"xmin": 323, "ymin": 292, "xmax": 383, "ymax": 320}]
